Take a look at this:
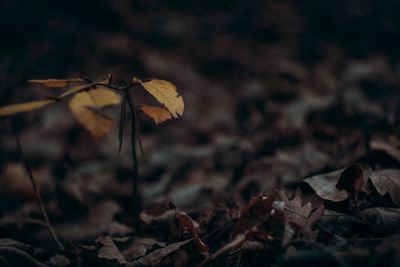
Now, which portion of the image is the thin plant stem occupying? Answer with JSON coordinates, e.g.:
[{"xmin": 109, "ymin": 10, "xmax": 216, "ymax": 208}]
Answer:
[
  {"xmin": 10, "ymin": 119, "xmax": 65, "ymax": 250},
  {"xmin": 126, "ymin": 90, "xmax": 142, "ymax": 235}
]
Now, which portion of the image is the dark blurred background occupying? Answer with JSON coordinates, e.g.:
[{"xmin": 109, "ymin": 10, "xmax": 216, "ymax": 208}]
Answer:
[{"xmin": 1, "ymin": 0, "xmax": 400, "ymax": 214}]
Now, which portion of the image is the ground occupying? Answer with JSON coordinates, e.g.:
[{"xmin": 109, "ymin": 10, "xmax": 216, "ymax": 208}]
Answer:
[{"xmin": 1, "ymin": 1, "xmax": 400, "ymax": 266}]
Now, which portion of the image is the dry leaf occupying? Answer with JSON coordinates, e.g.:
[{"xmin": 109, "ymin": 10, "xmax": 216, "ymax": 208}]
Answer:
[
  {"xmin": 175, "ymin": 210, "xmax": 208, "ymax": 253},
  {"xmin": 0, "ymin": 100, "xmax": 55, "ymax": 116},
  {"xmin": 130, "ymin": 239, "xmax": 191, "ymax": 266},
  {"xmin": 234, "ymin": 194, "xmax": 276, "ymax": 235},
  {"xmin": 96, "ymin": 236, "xmax": 128, "ymax": 264},
  {"xmin": 59, "ymin": 83, "xmax": 92, "ymax": 98},
  {"xmin": 141, "ymin": 104, "xmax": 172, "ymax": 124},
  {"xmin": 369, "ymin": 169, "xmax": 400, "ymax": 206},
  {"xmin": 276, "ymin": 190, "xmax": 325, "ymax": 242},
  {"xmin": 29, "ymin": 78, "xmax": 84, "ymax": 88},
  {"xmin": 370, "ymin": 140, "xmax": 400, "ymax": 163},
  {"xmin": 69, "ymin": 88, "xmax": 120, "ymax": 140},
  {"xmin": 134, "ymin": 78, "xmax": 184, "ymax": 118}
]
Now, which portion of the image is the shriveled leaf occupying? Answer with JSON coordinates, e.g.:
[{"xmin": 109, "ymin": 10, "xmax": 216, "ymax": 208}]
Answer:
[
  {"xmin": 96, "ymin": 236, "xmax": 128, "ymax": 264},
  {"xmin": 0, "ymin": 100, "xmax": 55, "ymax": 116},
  {"xmin": 276, "ymin": 190, "xmax": 324, "ymax": 242},
  {"xmin": 69, "ymin": 88, "xmax": 120, "ymax": 140},
  {"xmin": 141, "ymin": 104, "xmax": 172, "ymax": 125},
  {"xmin": 29, "ymin": 78, "xmax": 84, "ymax": 88},
  {"xmin": 134, "ymin": 77, "xmax": 184, "ymax": 118},
  {"xmin": 59, "ymin": 83, "xmax": 92, "ymax": 98},
  {"xmin": 175, "ymin": 210, "xmax": 208, "ymax": 253},
  {"xmin": 130, "ymin": 239, "xmax": 191, "ymax": 266},
  {"xmin": 234, "ymin": 194, "xmax": 276, "ymax": 235},
  {"xmin": 369, "ymin": 169, "xmax": 400, "ymax": 205}
]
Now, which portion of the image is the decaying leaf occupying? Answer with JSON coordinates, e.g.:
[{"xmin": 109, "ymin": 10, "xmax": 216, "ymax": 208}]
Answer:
[
  {"xmin": 234, "ymin": 194, "xmax": 276, "ymax": 235},
  {"xmin": 122, "ymin": 237, "xmax": 166, "ymax": 262},
  {"xmin": 69, "ymin": 88, "xmax": 120, "ymax": 140},
  {"xmin": 369, "ymin": 169, "xmax": 400, "ymax": 206},
  {"xmin": 29, "ymin": 78, "xmax": 84, "ymax": 88},
  {"xmin": 130, "ymin": 239, "xmax": 191, "ymax": 266},
  {"xmin": 276, "ymin": 190, "xmax": 324, "ymax": 242},
  {"xmin": 141, "ymin": 104, "xmax": 173, "ymax": 125},
  {"xmin": 175, "ymin": 210, "xmax": 208, "ymax": 253},
  {"xmin": 96, "ymin": 236, "xmax": 128, "ymax": 264},
  {"xmin": 302, "ymin": 165, "xmax": 364, "ymax": 202},
  {"xmin": 134, "ymin": 77, "xmax": 184, "ymax": 118},
  {"xmin": 0, "ymin": 100, "xmax": 55, "ymax": 116}
]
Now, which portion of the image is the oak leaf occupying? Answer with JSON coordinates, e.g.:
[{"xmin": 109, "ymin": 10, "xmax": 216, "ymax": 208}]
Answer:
[
  {"xmin": 28, "ymin": 78, "xmax": 84, "ymax": 88},
  {"xmin": 0, "ymin": 100, "xmax": 55, "ymax": 116},
  {"xmin": 134, "ymin": 78, "xmax": 184, "ymax": 118},
  {"xmin": 69, "ymin": 88, "xmax": 120, "ymax": 140},
  {"xmin": 276, "ymin": 190, "xmax": 324, "ymax": 242},
  {"xmin": 140, "ymin": 104, "xmax": 172, "ymax": 125}
]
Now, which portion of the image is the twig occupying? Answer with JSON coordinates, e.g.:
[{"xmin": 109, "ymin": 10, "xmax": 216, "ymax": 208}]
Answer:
[
  {"xmin": 126, "ymin": 90, "xmax": 142, "ymax": 235},
  {"xmin": 10, "ymin": 119, "xmax": 65, "ymax": 250}
]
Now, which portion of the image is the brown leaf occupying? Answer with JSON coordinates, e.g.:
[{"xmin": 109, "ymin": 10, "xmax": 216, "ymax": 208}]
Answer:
[
  {"xmin": 96, "ymin": 236, "xmax": 128, "ymax": 264},
  {"xmin": 175, "ymin": 210, "xmax": 209, "ymax": 253},
  {"xmin": 276, "ymin": 190, "xmax": 324, "ymax": 242},
  {"xmin": 302, "ymin": 167, "xmax": 349, "ymax": 202},
  {"xmin": 369, "ymin": 169, "xmax": 400, "ymax": 205},
  {"xmin": 29, "ymin": 78, "xmax": 84, "ymax": 88},
  {"xmin": 130, "ymin": 239, "xmax": 191, "ymax": 266},
  {"xmin": 0, "ymin": 99, "xmax": 55, "ymax": 116},
  {"xmin": 370, "ymin": 140, "xmax": 400, "ymax": 163},
  {"xmin": 122, "ymin": 237, "xmax": 166, "ymax": 261},
  {"xmin": 134, "ymin": 78, "xmax": 184, "ymax": 118},
  {"xmin": 141, "ymin": 104, "xmax": 173, "ymax": 125},
  {"xmin": 69, "ymin": 88, "xmax": 120, "ymax": 140},
  {"xmin": 234, "ymin": 194, "xmax": 276, "ymax": 235}
]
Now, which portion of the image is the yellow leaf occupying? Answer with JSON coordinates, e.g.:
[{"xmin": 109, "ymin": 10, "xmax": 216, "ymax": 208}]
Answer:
[
  {"xmin": 29, "ymin": 78, "xmax": 85, "ymax": 88},
  {"xmin": 135, "ymin": 78, "xmax": 184, "ymax": 118},
  {"xmin": 69, "ymin": 88, "xmax": 120, "ymax": 140},
  {"xmin": 0, "ymin": 100, "xmax": 55, "ymax": 116},
  {"xmin": 140, "ymin": 104, "xmax": 172, "ymax": 125},
  {"xmin": 59, "ymin": 84, "xmax": 92, "ymax": 98}
]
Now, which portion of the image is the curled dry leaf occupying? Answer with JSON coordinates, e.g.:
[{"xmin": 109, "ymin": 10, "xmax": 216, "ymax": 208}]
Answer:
[
  {"xmin": 276, "ymin": 190, "xmax": 324, "ymax": 242},
  {"xmin": 134, "ymin": 77, "xmax": 184, "ymax": 118},
  {"xmin": 141, "ymin": 104, "xmax": 173, "ymax": 125},
  {"xmin": 369, "ymin": 169, "xmax": 400, "ymax": 206},
  {"xmin": 0, "ymin": 100, "xmax": 55, "ymax": 116},
  {"xmin": 234, "ymin": 194, "xmax": 276, "ymax": 236},
  {"xmin": 302, "ymin": 165, "xmax": 364, "ymax": 202},
  {"xmin": 175, "ymin": 210, "xmax": 209, "ymax": 253},
  {"xmin": 28, "ymin": 78, "xmax": 84, "ymax": 88},
  {"xmin": 96, "ymin": 236, "xmax": 128, "ymax": 265},
  {"xmin": 69, "ymin": 88, "xmax": 120, "ymax": 140}
]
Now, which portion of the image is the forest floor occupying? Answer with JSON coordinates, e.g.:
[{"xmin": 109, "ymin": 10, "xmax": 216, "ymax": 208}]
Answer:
[{"xmin": 1, "ymin": 1, "xmax": 400, "ymax": 266}]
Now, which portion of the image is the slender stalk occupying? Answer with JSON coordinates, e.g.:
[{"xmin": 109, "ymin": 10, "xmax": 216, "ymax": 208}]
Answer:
[
  {"xmin": 11, "ymin": 120, "xmax": 65, "ymax": 250},
  {"xmin": 126, "ymin": 90, "xmax": 142, "ymax": 235}
]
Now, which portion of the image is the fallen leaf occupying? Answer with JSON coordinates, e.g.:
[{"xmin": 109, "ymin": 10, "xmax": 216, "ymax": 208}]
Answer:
[
  {"xmin": 29, "ymin": 78, "xmax": 84, "ymax": 88},
  {"xmin": 276, "ymin": 190, "xmax": 325, "ymax": 242},
  {"xmin": 134, "ymin": 78, "xmax": 184, "ymax": 118},
  {"xmin": 122, "ymin": 237, "xmax": 166, "ymax": 261},
  {"xmin": 368, "ymin": 169, "xmax": 400, "ymax": 205},
  {"xmin": 234, "ymin": 194, "xmax": 276, "ymax": 235},
  {"xmin": 129, "ymin": 239, "xmax": 191, "ymax": 266},
  {"xmin": 370, "ymin": 140, "xmax": 400, "ymax": 163},
  {"xmin": 69, "ymin": 88, "xmax": 120, "ymax": 140},
  {"xmin": 0, "ymin": 100, "xmax": 55, "ymax": 116},
  {"xmin": 358, "ymin": 207, "xmax": 400, "ymax": 236},
  {"xmin": 96, "ymin": 236, "xmax": 128, "ymax": 264},
  {"xmin": 175, "ymin": 210, "xmax": 208, "ymax": 253},
  {"xmin": 141, "ymin": 104, "xmax": 172, "ymax": 124}
]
